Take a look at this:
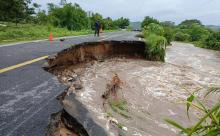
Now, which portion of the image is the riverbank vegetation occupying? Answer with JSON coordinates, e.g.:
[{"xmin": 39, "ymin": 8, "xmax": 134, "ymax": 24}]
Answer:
[
  {"xmin": 140, "ymin": 17, "xmax": 220, "ymax": 135},
  {"xmin": 0, "ymin": 0, "xmax": 129, "ymax": 44},
  {"xmin": 140, "ymin": 17, "xmax": 170, "ymax": 61},
  {"xmin": 142, "ymin": 22, "xmax": 167, "ymax": 61},
  {"xmin": 0, "ymin": 24, "xmax": 93, "ymax": 43},
  {"xmin": 141, "ymin": 16, "xmax": 220, "ymax": 52}
]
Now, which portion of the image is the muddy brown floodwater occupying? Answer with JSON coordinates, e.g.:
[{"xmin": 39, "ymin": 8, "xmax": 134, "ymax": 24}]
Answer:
[{"xmin": 45, "ymin": 41, "xmax": 220, "ymax": 136}]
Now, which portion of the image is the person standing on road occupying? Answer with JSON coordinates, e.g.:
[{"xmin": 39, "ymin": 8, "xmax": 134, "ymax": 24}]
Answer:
[{"xmin": 94, "ymin": 21, "xmax": 101, "ymax": 37}]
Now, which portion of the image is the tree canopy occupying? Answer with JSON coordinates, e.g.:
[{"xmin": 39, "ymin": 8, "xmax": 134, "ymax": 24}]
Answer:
[
  {"xmin": 114, "ymin": 17, "xmax": 130, "ymax": 29},
  {"xmin": 48, "ymin": 3, "xmax": 89, "ymax": 30},
  {"xmin": 141, "ymin": 16, "xmax": 220, "ymax": 51},
  {"xmin": 0, "ymin": 0, "xmax": 34, "ymax": 24},
  {"xmin": 179, "ymin": 19, "xmax": 202, "ymax": 28},
  {"xmin": 0, "ymin": 0, "xmax": 130, "ymax": 31},
  {"xmin": 141, "ymin": 16, "xmax": 160, "ymax": 28}
]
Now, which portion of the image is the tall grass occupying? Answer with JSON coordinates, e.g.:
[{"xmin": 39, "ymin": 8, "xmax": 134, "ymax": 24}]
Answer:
[
  {"xmin": 165, "ymin": 87, "xmax": 220, "ymax": 136},
  {"xmin": 142, "ymin": 23, "xmax": 167, "ymax": 61},
  {"xmin": 144, "ymin": 34, "xmax": 167, "ymax": 61},
  {"xmin": 0, "ymin": 23, "xmax": 93, "ymax": 44}
]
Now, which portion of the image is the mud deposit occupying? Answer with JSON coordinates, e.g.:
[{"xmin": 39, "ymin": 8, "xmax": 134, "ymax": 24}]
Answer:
[{"xmin": 45, "ymin": 41, "xmax": 220, "ymax": 136}]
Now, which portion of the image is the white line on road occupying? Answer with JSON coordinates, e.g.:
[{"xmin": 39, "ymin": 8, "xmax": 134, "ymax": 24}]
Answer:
[{"xmin": 0, "ymin": 32, "xmax": 125, "ymax": 74}]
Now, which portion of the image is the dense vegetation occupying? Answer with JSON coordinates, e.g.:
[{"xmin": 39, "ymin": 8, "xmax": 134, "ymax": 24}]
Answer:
[
  {"xmin": 141, "ymin": 16, "xmax": 220, "ymax": 58},
  {"xmin": 0, "ymin": 0, "xmax": 129, "ymax": 44},
  {"xmin": 141, "ymin": 17, "xmax": 171, "ymax": 61},
  {"xmin": 174, "ymin": 19, "xmax": 220, "ymax": 51}
]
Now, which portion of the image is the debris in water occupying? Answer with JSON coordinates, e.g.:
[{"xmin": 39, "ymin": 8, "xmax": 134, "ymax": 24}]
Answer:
[{"xmin": 102, "ymin": 74, "xmax": 123, "ymax": 99}]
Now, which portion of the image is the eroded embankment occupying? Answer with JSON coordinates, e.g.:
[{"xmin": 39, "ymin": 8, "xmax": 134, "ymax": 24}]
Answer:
[
  {"xmin": 45, "ymin": 110, "xmax": 89, "ymax": 136},
  {"xmin": 44, "ymin": 41, "xmax": 148, "ymax": 136},
  {"xmin": 45, "ymin": 40, "xmax": 146, "ymax": 73}
]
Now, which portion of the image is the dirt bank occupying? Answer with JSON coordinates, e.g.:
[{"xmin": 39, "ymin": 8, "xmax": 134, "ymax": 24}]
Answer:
[
  {"xmin": 45, "ymin": 40, "xmax": 146, "ymax": 73},
  {"xmin": 44, "ymin": 40, "xmax": 148, "ymax": 136}
]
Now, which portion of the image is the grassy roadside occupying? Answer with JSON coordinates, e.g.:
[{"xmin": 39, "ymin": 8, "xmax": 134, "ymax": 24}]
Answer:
[{"xmin": 0, "ymin": 24, "xmax": 119, "ymax": 45}]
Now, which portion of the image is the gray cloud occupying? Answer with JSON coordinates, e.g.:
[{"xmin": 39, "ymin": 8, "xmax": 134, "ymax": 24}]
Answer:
[{"xmin": 33, "ymin": 0, "xmax": 220, "ymax": 25}]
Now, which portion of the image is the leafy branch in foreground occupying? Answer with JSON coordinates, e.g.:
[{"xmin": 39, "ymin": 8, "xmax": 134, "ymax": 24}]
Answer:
[{"xmin": 165, "ymin": 87, "xmax": 220, "ymax": 136}]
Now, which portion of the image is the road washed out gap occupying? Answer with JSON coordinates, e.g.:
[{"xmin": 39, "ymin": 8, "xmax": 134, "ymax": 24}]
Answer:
[{"xmin": 43, "ymin": 41, "xmax": 220, "ymax": 136}]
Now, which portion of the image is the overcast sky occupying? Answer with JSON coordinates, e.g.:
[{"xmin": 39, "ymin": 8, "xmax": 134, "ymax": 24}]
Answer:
[{"xmin": 33, "ymin": 0, "xmax": 220, "ymax": 25}]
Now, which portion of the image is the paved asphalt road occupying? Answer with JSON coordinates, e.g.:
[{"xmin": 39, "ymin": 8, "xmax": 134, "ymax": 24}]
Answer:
[{"xmin": 0, "ymin": 31, "xmax": 139, "ymax": 136}]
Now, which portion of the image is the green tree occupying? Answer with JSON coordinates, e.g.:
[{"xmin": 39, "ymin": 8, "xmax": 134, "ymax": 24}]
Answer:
[
  {"xmin": 179, "ymin": 19, "xmax": 202, "ymax": 28},
  {"xmin": 144, "ymin": 23, "xmax": 164, "ymax": 36},
  {"xmin": 204, "ymin": 31, "xmax": 220, "ymax": 50},
  {"xmin": 36, "ymin": 10, "xmax": 48, "ymax": 24},
  {"xmin": 0, "ymin": 0, "xmax": 34, "ymax": 24},
  {"xmin": 47, "ymin": 3, "xmax": 57, "ymax": 13},
  {"xmin": 141, "ymin": 16, "xmax": 160, "ymax": 28},
  {"xmin": 174, "ymin": 31, "xmax": 191, "ymax": 41},
  {"xmin": 103, "ymin": 17, "xmax": 116, "ymax": 30},
  {"xmin": 161, "ymin": 21, "xmax": 175, "ymax": 27},
  {"xmin": 60, "ymin": 0, "xmax": 67, "ymax": 6},
  {"xmin": 188, "ymin": 24, "xmax": 210, "ymax": 41},
  {"xmin": 48, "ymin": 3, "xmax": 89, "ymax": 30},
  {"xmin": 33, "ymin": 3, "xmax": 41, "ymax": 12},
  {"xmin": 114, "ymin": 17, "xmax": 129, "ymax": 29},
  {"xmin": 163, "ymin": 27, "xmax": 174, "ymax": 44}
]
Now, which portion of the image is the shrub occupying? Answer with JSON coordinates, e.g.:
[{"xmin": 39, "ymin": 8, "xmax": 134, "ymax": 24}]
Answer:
[
  {"xmin": 178, "ymin": 19, "xmax": 202, "ymax": 29},
  {"xmin": 164, "ymin": 27, "xmax": 174, "ymax": 45},
  {"xmin": 175, "ymin": 32, "xmax": 190, "ymax": 41},
  {"xmin": 143, "ymin": 23, "xmax": 164, "ymax": 37},
  {"xmin": 145, "ymin": 34, "xmax": 167, "ymax": 61},
  {"xmin": 188, "ymin": 24, "xmax": 210, "ymax": 42},
  {"xmin": 203, "ymin": 31, "xmax": 220, "ymax": 51},
  {"xmin": 141, "ymin": 16, "xmax": 160, "ymax": 28}
]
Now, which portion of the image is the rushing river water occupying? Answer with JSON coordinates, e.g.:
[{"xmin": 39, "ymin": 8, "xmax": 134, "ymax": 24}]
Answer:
[
  {"xmin": 58, "ymin": 42, "xmax": 220, "ymax": 136},
  {"xmin": 166, "ymin": 42, "xmax": 220, "ymax": 77}
]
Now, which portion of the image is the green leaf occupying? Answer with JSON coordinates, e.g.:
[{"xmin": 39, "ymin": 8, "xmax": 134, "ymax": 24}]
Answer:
[
  {"xmin": 164, "ymin": 118, "xmax": 187, "ymax": 133},
  {"xmin": 187, "ymin": 94, "xmax": 195, "ymax": 119},
  {"xmin": 189, "ymin": 101, "xmax": 220, "ymax": 135},
  {"xmin": 204, "ymin": 128, "xmax": 220, "ymax": 136}
]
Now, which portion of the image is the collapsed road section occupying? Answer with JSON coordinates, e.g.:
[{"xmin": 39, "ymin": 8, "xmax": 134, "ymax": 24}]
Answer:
[{"xmin": 44, "ymin": 40, "xmax": 148, "ymax": 136}]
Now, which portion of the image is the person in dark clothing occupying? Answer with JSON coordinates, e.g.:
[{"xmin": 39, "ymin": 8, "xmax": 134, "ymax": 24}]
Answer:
[{"xmin": 94, "ymin": 21, "xmax": 101, "ymax": 37}]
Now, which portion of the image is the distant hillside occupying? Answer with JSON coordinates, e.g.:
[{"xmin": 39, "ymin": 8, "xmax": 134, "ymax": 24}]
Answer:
[
  {"xmin": 130, "ymin": 22, "xmax": 141, "ymax": 30},
  {"xmin": 206, "ymin": 25, "xmax": 220, "ymax": 31}
]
